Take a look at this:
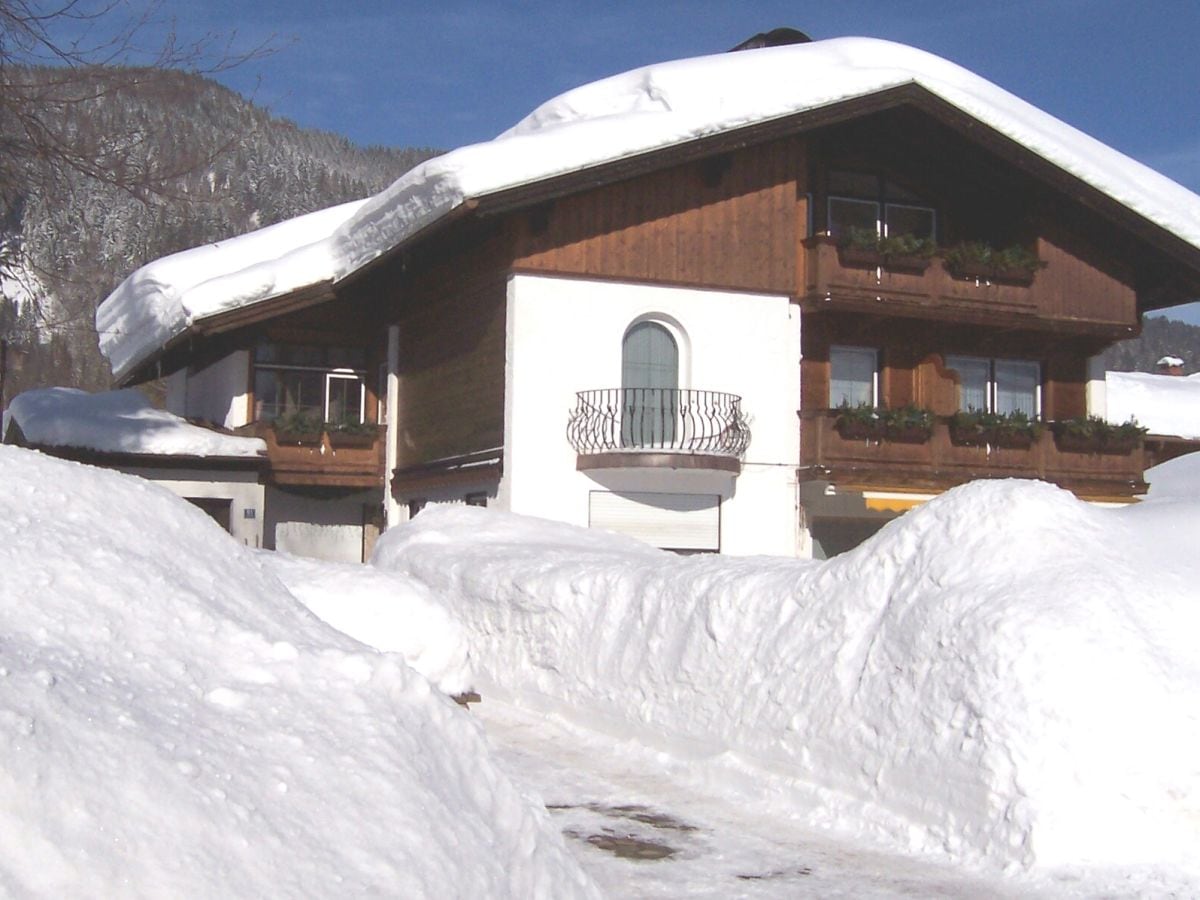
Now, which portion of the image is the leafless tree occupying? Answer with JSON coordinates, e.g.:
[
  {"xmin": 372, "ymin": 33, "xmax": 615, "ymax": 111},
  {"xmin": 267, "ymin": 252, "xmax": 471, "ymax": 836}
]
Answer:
[{"xmin": 0, "ymin": 1, "xmax": 274, "ymax": 400}]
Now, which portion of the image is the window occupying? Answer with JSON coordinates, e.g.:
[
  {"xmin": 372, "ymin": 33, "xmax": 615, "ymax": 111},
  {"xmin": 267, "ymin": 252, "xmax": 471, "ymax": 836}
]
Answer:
[
  {"xmin": 945, "ymin": 355, "xmax": 1040, "ymax": 416},
  {"xmin": 827, "ymin": 171, "xmax": 935, "ymax": 242},
  {"xmin": 621, "ymin": 321, "xmax": 679, "ymax": 447},
  {"xmin": 253, "ymin": 343, "xmax": 368, "ymax": 425},
  {"xmin": 830, "ymin": 346, "xmax": 877, "ymax": 407}
]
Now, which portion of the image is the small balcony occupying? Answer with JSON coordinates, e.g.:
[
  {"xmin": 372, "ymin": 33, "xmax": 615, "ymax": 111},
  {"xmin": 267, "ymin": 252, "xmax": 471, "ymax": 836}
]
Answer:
[
  {"xmin": 238, "ymin": 420, "xmax": 386, "ymax": 488},
  {"xmin": 567, "ymin": 388, "xmax": 750, "ymax": 473}
]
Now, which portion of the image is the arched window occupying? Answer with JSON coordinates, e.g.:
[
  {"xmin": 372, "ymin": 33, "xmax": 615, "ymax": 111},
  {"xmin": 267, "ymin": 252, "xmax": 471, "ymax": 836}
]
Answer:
[{"xmin": 621, "ymin": 321, "xmax": 678, "ymax": 447}]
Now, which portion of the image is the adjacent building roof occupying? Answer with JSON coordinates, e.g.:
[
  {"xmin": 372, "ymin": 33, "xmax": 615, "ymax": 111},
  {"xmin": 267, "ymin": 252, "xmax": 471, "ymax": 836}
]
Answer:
[
  {"xmin": 1106, "ymin": 371, "xmax": 1200, "ymax": 439},
  {"xmin": 3, "ymin": 388, "xmax": 267, "ymax": 459},
  {"xmin": 98, "ymin": 36, "xmax": 1200, "ymax": 381}
]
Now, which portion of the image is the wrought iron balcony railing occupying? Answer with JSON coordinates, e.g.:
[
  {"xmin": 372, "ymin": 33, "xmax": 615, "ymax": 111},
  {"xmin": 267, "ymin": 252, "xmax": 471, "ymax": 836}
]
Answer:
[{"xmin": 567, "ymin": 388, "xmax": 751, "ymax": 458}]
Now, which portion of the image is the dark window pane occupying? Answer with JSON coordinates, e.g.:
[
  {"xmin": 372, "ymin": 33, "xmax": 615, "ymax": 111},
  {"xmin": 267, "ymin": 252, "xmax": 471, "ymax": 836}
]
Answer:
[
  {"xmin": 885, "ymin": 204, "xmax": 935, "ymax": 240},
  {"xmin": 828, "ymin": 198, "xmax": 879, "ymax": 238}
]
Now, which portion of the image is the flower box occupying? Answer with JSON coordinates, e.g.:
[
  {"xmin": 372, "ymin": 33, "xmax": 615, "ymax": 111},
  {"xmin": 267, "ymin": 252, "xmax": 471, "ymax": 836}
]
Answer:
[
  {"xmin": 990, "ymin": 429, "xmax": 1037, "ymax": 450},
  {"xmin": 991, "ymin": 267, "xmax": 1037, "ymax": 286},
  {"xmin": 327, "ymin": 429, "xmax": 377, "ymax": 449},
  {"xmin": 884, "ymin": 424, "xmax": 933, "ymax": 444},
  {"xmin": 835, "ymin": 419, "xmax": 883, "ymax": 441},
  {"xmin": 837, "ymin": 245, "xmax": 884, "ymax": 269},
  {"xmin": 274, "ymin": 429, "xmax": 322, "ymax": 447},
  {"xmin": 885, "ymin": 254, "xmax": 932, "ymax": 275},
  {"xmin": 949, "ymin": 424, "xmax": 989, "ymax": 447}
]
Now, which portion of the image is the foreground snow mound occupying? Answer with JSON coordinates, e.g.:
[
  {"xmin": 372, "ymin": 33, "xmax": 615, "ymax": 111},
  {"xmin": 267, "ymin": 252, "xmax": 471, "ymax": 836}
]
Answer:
[
  {"xmin": 261, "ymin": 551, "xmax": 474, "ymax": 696},
  {"xmin": 373, "ymin": 489, "xmax": 1200, "ymax": 873},
  {"xmin": 0, "ymin": 447, "xmax": 595, "ymax": 898}
]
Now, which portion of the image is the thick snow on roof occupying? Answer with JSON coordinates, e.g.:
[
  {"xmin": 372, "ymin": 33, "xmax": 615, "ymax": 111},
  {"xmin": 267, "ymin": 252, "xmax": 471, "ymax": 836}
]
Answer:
[
  {"xmin": 0, "ymin": 446, "xmax": 597, "ymax": 896},
  {"xmin": 1106, "ymin": 370, "xmax": 1200, "ymax": 438},
  {"xmin": 99, "ymin": 37, "xmax": 1200, "ymax": 381},
  {"xmin": 371, "ymin": 488, "xmax": 1200, "ymax": 882},
  {"xmin": 3, "ymin": 387, "xmax": 266, "ymax": 458},
  {"xmin": 98, "ymin": 200, "xmax": 365, "ymax": 380}
]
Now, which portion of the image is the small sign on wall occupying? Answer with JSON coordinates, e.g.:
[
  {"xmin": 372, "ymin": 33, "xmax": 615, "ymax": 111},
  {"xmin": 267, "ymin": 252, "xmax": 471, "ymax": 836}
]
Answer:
[{"xmin": 243, "ymin": 508, "xmax": 257, "ymax": 519}]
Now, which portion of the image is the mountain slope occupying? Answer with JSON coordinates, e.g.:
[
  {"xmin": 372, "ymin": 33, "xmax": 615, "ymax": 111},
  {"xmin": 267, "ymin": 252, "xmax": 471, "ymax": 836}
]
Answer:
[{"xmin": 0, "ymin": 66, "xmax": 436, "ymax": 394}]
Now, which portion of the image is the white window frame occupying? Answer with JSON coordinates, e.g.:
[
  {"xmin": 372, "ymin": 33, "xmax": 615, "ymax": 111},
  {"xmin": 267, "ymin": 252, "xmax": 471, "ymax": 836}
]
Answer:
[
  {"xmin": 830, "ymin": 345, "xmax": 879, "ymax": 408},
  {"xmin": 324, "ymin": 370, "xmax": 367, "ymax": 424},
  {"xmin": 945, "ymin": 355, "xmax": 1041, "ymax": 416}
]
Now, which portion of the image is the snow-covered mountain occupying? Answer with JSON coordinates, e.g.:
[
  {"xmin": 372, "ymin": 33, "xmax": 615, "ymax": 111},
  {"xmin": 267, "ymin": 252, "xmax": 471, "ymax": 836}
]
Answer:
[{"xmin": 0, "ymin": 65, "xmax": 437, "ymax": 394}]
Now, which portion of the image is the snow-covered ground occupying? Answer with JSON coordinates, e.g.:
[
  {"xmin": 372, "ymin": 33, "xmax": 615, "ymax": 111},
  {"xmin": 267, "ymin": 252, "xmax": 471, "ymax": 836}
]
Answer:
[
  {"xmin": 4, "ymin": 440, "xmax": 1199, "ymax": 896},
  {"xmin": 0, "ymin": 445, "xmax": 595, "ymax": 898}
]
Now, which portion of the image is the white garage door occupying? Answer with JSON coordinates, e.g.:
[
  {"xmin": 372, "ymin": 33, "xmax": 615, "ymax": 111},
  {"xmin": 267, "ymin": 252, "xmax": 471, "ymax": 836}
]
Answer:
[{"xmin": 588, "ymin": 491, "xmax": 720, "ymax": 551}]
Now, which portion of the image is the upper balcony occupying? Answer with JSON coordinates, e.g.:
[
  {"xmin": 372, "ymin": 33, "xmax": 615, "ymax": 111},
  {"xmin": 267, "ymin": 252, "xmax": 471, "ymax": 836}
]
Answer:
[
  {"xmin": 567, "ymin": 388, "xmax": 750, "ymax": 473},
  {"xmin": 802, "ymin": 234, "xmax": 1049, "ymax": 325},
  {"xmin": 800, "ymin": 410, "xmax": 1146, "ymax": 500}
]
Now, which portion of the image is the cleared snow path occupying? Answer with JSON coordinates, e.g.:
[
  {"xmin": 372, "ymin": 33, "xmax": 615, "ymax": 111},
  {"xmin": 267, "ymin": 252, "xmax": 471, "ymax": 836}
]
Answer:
[{"xmin": 476, "ymin": 699, "xmax": 1032, "ymax": 899}]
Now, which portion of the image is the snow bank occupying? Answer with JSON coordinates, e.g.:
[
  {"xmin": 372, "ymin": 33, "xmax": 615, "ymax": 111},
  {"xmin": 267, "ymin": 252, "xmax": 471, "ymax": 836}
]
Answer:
[
  {"xmin": 1106, "ymin": 370, "xmax": 1200, "ymax": 438},
  {"xmin": 3, "ymin": 387, "xmax": 266, "ymax": 458},
  {"xmin": 98, "ymin": 37, "xmax": 1200, "ymax": 380},
  {"xmin": 0, "ymin": 446, "xmax": 596, "ymax": 898},
  {"xmin": 260, "ymin": 551, "xmax": 474, "ymax": 697},
  {"xmin": 372, "ymin": 486, "xmax": 1200, "ymax": 874},
  {"xmin": 1144, "ymin": 448, "xmax": 1200, "ymax": 498}
]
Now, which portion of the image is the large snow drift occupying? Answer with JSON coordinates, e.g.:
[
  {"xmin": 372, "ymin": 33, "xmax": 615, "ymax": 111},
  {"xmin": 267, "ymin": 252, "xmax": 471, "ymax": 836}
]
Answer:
[
  {"xmin": 3, "ymin": 387, "xmax": 266, "ymax": 458},
  {"xmin": 0, "ymin": 445, "xmax": 595, "ymax": 898},
  {"xmin": 1106, "ymin": 370, "xmax": 1200, "ymax": 438},
  {"xmin": 99, "ymin": 37, "xmax": 1200, "ymax": 380},
  {"xmin": 373, "ymin": 485, "xmax": 1200, "ymax": 874}
]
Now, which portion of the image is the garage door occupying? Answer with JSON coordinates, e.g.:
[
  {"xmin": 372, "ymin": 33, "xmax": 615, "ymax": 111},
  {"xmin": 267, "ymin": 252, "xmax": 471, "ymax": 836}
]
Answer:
[{"xmin": 588, "ymin": 491, "xmax": 720, "ymax": 551}]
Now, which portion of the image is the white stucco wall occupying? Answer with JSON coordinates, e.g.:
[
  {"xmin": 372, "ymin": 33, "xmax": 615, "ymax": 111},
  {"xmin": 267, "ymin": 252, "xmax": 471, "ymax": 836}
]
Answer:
[
  {"xmin": 502, "ymin": 274, "xmax": 801, "ymax": 557},
  {"xmin": 165, "ymin": 352, "xmax": 251, "ymax": 428},
  {"xmin": 121, "ymin": 465, "xmax": 265, "ymax": 548},
  {"xmin": 264, "ymin": 485, "xmax": 377, "ymax": 563}
]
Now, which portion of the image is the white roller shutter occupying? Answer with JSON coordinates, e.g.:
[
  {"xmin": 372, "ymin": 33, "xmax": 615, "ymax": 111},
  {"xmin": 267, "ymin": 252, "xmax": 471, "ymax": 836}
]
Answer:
[{"xmin": 588, "ymin": 491, "xmax": 720, "ymax": 551}]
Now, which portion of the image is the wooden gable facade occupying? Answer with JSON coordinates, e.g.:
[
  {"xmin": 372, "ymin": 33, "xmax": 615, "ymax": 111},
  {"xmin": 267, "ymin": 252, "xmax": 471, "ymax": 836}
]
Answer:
[{"xmin": 358, "ymin": 88, "xmax": 1200, "ymax": 510}]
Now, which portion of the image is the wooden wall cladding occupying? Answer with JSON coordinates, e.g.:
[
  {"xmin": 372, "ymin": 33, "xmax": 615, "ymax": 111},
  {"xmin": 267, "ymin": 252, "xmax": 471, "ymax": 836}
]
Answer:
[
  {"xmin": 392, "ymin": 224, "xmax": 512, "ymax": 468},
  {"xmin": 512, "ymin": 136, "xmax": 805, "ymax": 295},
  {"xmin": 801, "ymin": 311, "xmax": 1095, "ymax": 420}
]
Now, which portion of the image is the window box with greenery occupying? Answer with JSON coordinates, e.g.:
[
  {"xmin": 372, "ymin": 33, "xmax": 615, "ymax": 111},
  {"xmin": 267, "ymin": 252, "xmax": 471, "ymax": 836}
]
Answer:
[
  {"xmin": 943, "ymin": 241, "xmax": 1045, "ymax": 284},
  {"xmin": 834, "ymin": 403, "xmax": 934, "ymax": 443},
  {"xmin": 950, "ymin": 409, "xmax": 1043, "ymax": 449},
  {"xmin": 326, "ymin": 420, "xmax": 379, "ymax": 448},
  {"xmin": 836, "ymin": 226, "xmax": 936, "ymax": 273},
  {"xmin": 271, "ymin": 411, "xmax": 324, "ymax": 446},
  {"xmin": 881, "ymin": 405, "xmax": 936, "ymax": 443},
  {"xmin": 1051, "ymin": 416, "xmax": 1147, "ymax": 454},
  {"xmin": 836, "ymin": 226, "xmax": 885, "ymax": 268}
]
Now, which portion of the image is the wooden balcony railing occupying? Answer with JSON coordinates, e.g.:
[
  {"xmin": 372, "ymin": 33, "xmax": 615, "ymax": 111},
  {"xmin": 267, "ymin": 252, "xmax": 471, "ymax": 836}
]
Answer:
[
  {"xmin": 238, "ymin": 422, "xmax": 386, "ymax": 488},
  {"xmin": 800, "ymin": 411, "xmax": 1146, "ymax": 500},
  {"xmin": 803, "ymin": 235, "xmax": 1041, "ymax": 322}
]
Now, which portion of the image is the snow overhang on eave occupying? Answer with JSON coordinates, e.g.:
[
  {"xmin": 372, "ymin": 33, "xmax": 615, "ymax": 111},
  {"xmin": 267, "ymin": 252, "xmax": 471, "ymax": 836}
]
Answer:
[{"xmin": 117, "ymin": 280, "xmax": 338, "ymax": 386}]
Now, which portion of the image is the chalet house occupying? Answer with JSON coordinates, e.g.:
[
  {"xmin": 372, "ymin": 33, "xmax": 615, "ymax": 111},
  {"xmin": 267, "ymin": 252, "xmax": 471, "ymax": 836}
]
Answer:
[{"xmin": 94, "ymin": 37, "xmax": 1200, "ymax": 559}]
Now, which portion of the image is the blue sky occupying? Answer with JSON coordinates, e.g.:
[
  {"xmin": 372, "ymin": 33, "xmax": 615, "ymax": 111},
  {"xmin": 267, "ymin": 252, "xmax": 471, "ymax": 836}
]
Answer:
[{"xmin": 67, "ymin": 1, "xmax": 1200, "ymax": 322}]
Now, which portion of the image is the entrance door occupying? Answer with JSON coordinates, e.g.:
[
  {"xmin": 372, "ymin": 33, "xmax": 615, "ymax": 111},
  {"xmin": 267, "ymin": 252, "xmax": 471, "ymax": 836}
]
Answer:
[{"xmin": 621, "ymin": 322, "xmax": 678, "ymax": 448}]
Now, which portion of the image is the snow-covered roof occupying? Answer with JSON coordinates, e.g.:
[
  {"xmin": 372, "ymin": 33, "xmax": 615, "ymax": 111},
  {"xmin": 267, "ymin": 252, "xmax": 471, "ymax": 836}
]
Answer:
[
  {"xmin": 3, "ymin": 387, "xmax": 267, "ymax": 458},
  {"xmin": 98, "ymin": 37, "xmax": 1200, "ymax": 381},
  {"xmin": 1106, "ymin": 370, "xmax": 1200, "ymax": 439}
]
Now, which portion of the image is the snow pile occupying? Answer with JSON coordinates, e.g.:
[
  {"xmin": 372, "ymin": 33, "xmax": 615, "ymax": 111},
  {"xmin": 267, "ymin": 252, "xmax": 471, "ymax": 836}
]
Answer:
[
  {"xmin": 261, "ymin": 551, "xmax": 474, "ymax": 697},
  {"xmin": 1106, "ymin": 370, "xmax": 1200, "ymax": 438},
  {"xmin": 0, "ymin": 445, "xmax": 596, "ymax": 898},
  {"xmin": 1144, "ymin": 447, "xmax": 1200, "ymax": 497},
  {"xmin": 373, "ymin": 486, "xmax": 1200, "ymax": 874},
  {"xmin": 99, "ymin": 37, "xmax": 1200, "ymax": 380},
  {"xmin": 2, "ymin": 387, "xmax": 266, "ymax": 458}
]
